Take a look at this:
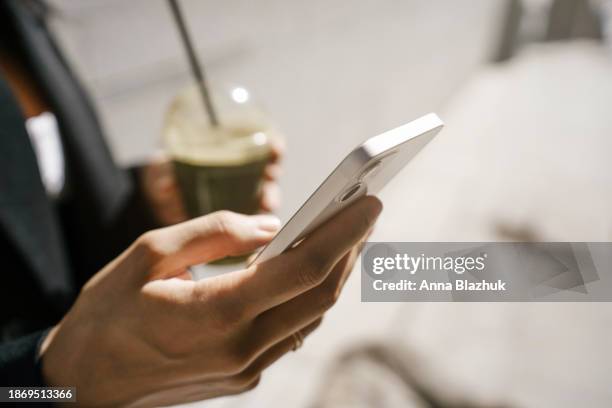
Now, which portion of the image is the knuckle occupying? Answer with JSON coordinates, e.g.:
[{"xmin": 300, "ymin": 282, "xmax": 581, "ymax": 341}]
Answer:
[
  {"xmin": 137, "ymin": 231, "xmax": 166, "ymax": 265},
  {"xmin": 311, "ymin": 249, "xmax": 331, "ymax": 271},
  {"xmin": 203, "ymin": 284, "xmax": 251, "ymax": 334},
  {"xmin": 297, "ymin": 251, "xmax": 332, "ymax": 288},
  {"xmin": 209, "ymin": 211, "xmax": 248, "ymax": 249},
  {"xmin": 148, "ymin": 326, "xmax": 198, "ymax": 361},
  {"xmin": 224, "ymin": 345, "xmax": 252, "ymax": 374},
  {"xmin": 297, "ymin": 264, "xmax": 325, "ymax": 289},
  {"xmin": 217, "ymin": 298, "xmax": 249, "ymax": 328},
  {"xmin": 319, "ymin": 282, "xmax": 341, "ymax": 311},
  {"xmin": 211, "ymin": 211, "xmax": 239, "ymax": 236}
]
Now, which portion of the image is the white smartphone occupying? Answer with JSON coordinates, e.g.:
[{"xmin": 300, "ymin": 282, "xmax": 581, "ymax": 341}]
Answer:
[{"xmin": 251, "ymin": 113, "xmax": 444, "ymax": 264}]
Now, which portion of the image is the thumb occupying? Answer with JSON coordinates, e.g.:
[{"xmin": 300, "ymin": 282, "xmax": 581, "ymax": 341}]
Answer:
[{"xmin": 144, "ymin": 211, "xmax": 280, "ymax": 279}]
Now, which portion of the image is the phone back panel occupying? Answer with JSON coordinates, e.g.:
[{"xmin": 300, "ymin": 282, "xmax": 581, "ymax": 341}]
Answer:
[{"xmin": 252, "ymin": 113, "xmax": 444, "ymax": 264}]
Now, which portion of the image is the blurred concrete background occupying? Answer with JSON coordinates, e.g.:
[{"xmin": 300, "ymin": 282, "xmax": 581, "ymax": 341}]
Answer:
[
  {"xmin": 45, "ymin": 1, "xmax": 612, "ymax": 407},
  {"xmin": 47, "ymin": 0, "xmax": 502, "ymax": 222}
]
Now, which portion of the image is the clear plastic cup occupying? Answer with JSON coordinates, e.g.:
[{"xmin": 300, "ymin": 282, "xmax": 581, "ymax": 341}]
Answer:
[{"xmin": 164, "ymin": 84, "xmax": 281, "ymax": 218}]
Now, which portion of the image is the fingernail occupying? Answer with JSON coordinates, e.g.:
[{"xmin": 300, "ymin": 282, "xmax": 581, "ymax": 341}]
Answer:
[{"xmin": 254, "ymin": 214, "xmax": 282, "ymax": 232}]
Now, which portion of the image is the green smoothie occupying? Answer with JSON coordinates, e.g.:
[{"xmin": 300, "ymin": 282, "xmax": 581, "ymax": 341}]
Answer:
[
  {"xmin": 166, "ymin": 125, "xmax": 274, "ymax": 217},
  {"xmin": 172, "ymin": 149, "xmax": 269, "ymax": 217}
]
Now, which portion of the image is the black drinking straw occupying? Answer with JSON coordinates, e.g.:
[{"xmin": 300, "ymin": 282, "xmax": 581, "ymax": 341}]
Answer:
[{"xmin": 167, "ymin": 0, "xmax": 219, "ymax": 127}]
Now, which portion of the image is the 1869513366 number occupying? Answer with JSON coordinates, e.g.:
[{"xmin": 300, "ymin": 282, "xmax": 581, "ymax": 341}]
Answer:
[{"xmin": 1, "ymin": 387, "xmax": 76, "ymax": 402}]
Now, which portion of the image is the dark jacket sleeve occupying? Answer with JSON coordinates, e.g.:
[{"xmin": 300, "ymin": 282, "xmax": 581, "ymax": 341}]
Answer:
[{"xmin": 0, "ymin": 330, "xmax": 48, "ymax": 386}]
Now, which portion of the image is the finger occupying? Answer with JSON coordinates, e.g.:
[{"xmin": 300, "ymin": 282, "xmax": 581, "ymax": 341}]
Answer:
[
  {"xmin": 224, "ymin": 318, "xmax": 322, "ymax": 390},
  {"xmin": 244, "ymin": 250, "xmax": 354, "ymax": 355},
  {"xmin": 337, "ymin": 232, "xmax": 370, "ymax": 289},
  {"xmin": 149, "ymin": 173, "xmax": 176, "ymax": 194},
  {"xmin": 142, "ymin": 211, "xmax": 281, "ymax": 279},
  {"xmin": 162, "ymin": 373, "xmax": 261, "ymax": 407},
  {"xmin": 267, "ymin": 136, "xmax": 285, "ymax": 164},
  {"xmin": 146, "ymin": 318, "xmax": 322, "ymax": 407},
  {"xmin": 263, "ymin": 163, "xmax": 282, "ymax": 181},
  {"xmin": 154, "ymin": 201, "xmax": 186, "ymax": 217},
  {"xmin": 336, "ymin": 246, "xmax": 358, "ymax": 291},
  {"xmin": 215, "ymin": 195, "xmax": 381, "ymax": 316},
  {"xmin": 152, "ymin": 195, "xmax": 189, "ymax": 225},
  {"xmin": 259, "ymin": 181, "xmax": 281, "ymax": 212},
  {"xmin": 151, "ymin": 194, "xmax": 189, "ymax": 225},
  {"xmin": 151, "ymin": 179, "xmax": 181, "ymax": 199},
  {"xmin": 141, "ymin": 153, "xmax": 173, "ymax": 181}
]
